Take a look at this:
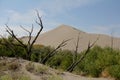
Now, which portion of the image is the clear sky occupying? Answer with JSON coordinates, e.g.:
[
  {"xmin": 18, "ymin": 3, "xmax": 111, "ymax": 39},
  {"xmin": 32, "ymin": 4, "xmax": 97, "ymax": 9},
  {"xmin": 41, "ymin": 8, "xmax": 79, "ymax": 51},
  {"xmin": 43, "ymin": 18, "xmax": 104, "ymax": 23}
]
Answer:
[{"xmin": 0, "ymin": 0, "xmax": 120, "ymax": 37}]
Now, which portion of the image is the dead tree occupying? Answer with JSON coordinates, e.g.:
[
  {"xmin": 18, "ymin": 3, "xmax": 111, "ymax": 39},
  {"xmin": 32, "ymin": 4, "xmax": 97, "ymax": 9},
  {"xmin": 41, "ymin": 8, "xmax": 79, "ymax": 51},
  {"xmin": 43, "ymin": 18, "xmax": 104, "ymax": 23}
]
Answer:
[
  {"xmin": 41, "ymin": 39, "xmax": 71, "ymax": 64},
  {"xmin": 5, "ymin": 11, "xmax": 43, "ymax": 60},
  {"xmin": 67, "ymin": 37, "xmax": 99, "ymax": 72},
  {"xmin": 110, "ymin": 31, "xmax": 114, "ymax": 53},
  {"xmin": 73, "ymin": 32, "xmax": 80, "ymax": 63}
]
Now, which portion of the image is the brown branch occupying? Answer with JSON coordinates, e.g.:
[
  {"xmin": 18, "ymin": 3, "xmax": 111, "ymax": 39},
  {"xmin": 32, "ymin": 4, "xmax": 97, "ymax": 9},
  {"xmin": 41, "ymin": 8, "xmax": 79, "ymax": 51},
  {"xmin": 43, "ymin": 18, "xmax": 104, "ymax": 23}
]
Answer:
[
  {"xmin": 41, "ymin": 39, "xmax": 72, "ymax": 64},
  {"xmin": 20, "ymin": 25, "xmax": 34, "ymax": 47},
  {"xmin": 5, "ymin": 24, "xmax": 27, "ymax": 48},
  {"xmin": 67, "ymin": 36, "xmax": 99, "ymax": 72},
  {"xmin": 30, "ymin": 11, "xmax": 43, "ymax": 50},
  {"xmin": 4, "ymin": 11, "xmax": 44, "ymax": 60},
  {"xmin": 73, "ymin": 32, "xmax": 80, "ymax": 63}
]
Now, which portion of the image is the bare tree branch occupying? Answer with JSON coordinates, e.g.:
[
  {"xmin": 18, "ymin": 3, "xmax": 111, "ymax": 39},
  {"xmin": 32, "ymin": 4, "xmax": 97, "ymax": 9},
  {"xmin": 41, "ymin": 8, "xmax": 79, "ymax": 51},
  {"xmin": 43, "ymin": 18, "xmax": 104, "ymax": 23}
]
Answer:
[
  {"xmin": 67, "ymin": 36, "xmax": 99, "ymax": 72},
  {"xmin": 6, "ymin": 24, "xmax": 27, "ymax": 48},
  {"xmin": 73, "ymin": 32, "xmax": 80, "ymax": 63},
  {"xmin": 4, "ymin": 11, "xmax": 43, "ymax": 60},
  {"xmin": 41, "ymin": 39, "xmax": 72, "ymax": 64}
]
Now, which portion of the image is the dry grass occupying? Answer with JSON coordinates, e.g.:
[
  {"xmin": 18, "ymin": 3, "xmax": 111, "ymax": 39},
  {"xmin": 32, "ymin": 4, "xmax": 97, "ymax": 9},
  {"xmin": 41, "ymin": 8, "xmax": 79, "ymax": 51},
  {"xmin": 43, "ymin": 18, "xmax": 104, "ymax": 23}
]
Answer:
[
  {"xmin": 0, "ymin": 57, "xmax": 112, "ymax": 80},
  {"xmin": 0, "ymin": 58, "xmax": 21, "ymax": 71},
  {"xmin": 48, "ymin": 74, "xmax": 63, "ymax": 80},
  {"xmin": 0, "ymin": 58, "xmax": 31, "ymax": 80},
  {"xmin": 25, "ymin": 62, "xmax": 49, "ymax": 75},
  {"xmin": 0, "ymin": 74, "xmax": 31, "ymax": 80}
]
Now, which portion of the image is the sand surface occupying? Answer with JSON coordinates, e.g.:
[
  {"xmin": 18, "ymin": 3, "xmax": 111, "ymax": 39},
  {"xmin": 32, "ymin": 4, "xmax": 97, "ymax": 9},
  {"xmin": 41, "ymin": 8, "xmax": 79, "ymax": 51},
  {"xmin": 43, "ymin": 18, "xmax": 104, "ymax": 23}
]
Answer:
[
  {"xmin": 22, "ymin": 24, "xmax": 120, "ymax": 52},
  {"xmin": 0, "ymin": 58, "xmax": 114, "ymax": 80}
]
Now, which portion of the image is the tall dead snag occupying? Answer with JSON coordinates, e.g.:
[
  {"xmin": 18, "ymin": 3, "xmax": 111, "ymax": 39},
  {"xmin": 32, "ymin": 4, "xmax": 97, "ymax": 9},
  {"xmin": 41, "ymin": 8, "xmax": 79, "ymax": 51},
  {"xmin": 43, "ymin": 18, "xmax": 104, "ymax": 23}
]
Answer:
[
  {"xmin": 67, "ymin": 37, "xmax": 99, "ymax": 72},
  {"xmin": 110, "ymin": 31, "xmax": 114, "ymax": 53},
  {"xmin": 41, "ymin": 39, "xmax": 71, "ymax": 64},
  {"xmin": 73, "ymin": 32, "xmax": 80, "ymax": 63},
  {"xmin": 5, "ymin": 11, "xmax": 43, "ymax": 60}
]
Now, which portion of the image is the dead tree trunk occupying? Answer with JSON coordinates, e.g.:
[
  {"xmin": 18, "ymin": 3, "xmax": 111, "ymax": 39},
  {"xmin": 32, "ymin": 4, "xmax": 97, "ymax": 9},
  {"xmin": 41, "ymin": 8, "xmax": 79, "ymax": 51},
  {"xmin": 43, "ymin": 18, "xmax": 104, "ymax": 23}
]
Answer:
[
  {"xmin": 41, "ymin": 39, "xmax": 71, "ymax": 64},
  {"xmin": 111, "ymin": 31, "xmax": 114, "ymax": 53},
  {"xmin": 67, "ymin": 37, "xmax": 99, "ymax": 72},
  {"xmin": 5, "ymin": 11, "xmax": 43, "ymax": 60},
  {"xmin": 73, "ymin": 32, "xmax": 80, "ymax": 63}
]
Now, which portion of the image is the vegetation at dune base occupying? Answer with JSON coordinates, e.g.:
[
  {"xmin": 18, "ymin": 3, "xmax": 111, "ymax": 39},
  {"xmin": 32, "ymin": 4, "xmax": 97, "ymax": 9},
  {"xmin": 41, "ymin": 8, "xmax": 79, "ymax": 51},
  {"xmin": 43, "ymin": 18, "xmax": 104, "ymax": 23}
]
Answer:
[{"xmin": 0, "ymin": 36, "xmax": 120, "ymax": 80}]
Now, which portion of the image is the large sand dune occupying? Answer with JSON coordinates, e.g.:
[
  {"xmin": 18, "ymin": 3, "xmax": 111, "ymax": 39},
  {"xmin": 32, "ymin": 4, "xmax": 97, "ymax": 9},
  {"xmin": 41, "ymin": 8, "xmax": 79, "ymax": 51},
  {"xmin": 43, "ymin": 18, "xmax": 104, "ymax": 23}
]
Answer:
[{"xmin": 22, "ymin": 25, "xmax": 120, "ymax": 52}]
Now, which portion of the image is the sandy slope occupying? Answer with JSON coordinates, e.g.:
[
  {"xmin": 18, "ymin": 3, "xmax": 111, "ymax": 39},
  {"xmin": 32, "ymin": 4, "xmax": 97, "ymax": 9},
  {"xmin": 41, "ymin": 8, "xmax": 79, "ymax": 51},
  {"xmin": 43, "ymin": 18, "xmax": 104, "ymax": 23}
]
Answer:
[
  {"xmin": 22, "ymin": 24, "xmax": 120, "ymax": 52},
  {"xmin": 0, "ymin": 58, "xmax": 113, "ymax": 80}
]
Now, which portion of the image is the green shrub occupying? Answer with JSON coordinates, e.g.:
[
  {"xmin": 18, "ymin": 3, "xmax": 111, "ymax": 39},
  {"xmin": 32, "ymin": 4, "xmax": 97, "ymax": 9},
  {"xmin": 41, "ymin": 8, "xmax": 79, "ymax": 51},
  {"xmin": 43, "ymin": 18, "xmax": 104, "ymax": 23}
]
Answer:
[
  {"xmin": 0, "ymin": 75, "xmax": 12, "ymax": 80},
  {"xmin": 108, "ymin": 65, "xmax": 120, "ymax": 80},
  {"xmin": 31, "ymin": 52, "xmax": 40, "ymax": 62},
  {"xmin": 75, "ymin": 46, "xmax": 120, "ymax": 77},
  {"xmin": 46, "ymin": 50, "xmax": 73, "ymax": 70}
]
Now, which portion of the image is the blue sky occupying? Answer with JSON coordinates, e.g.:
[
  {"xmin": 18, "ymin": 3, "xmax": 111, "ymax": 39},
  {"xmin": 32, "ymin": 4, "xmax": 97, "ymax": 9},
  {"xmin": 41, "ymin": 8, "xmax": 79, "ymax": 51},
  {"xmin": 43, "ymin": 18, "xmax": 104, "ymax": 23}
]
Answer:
[{"xmin": 0, "ymin": 0, "xmax": 120, "ymax": 37}]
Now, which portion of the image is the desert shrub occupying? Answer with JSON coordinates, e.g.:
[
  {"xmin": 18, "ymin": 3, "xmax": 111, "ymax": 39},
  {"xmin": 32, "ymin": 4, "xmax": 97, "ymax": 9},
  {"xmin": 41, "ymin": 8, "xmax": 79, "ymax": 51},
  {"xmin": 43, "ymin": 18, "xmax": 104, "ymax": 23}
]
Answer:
[
  {"xmin": 46, "ymin": 50, "xmax": 73, "ymax": 70},
  {"xmin": 108, "ymin": 65, "xmax": 120, "ymax": 80},
  {"xmin": 47, "ymin": 53, "xmax": 62, "ymax": 69},
  {"xmin": 14, "ymin": 46, "xmax": 26, "ymax": 58},
  {"xmin": 59, "ymin": 50, "xmax": 73, "ymax": 70},
  {"xmin": 77, "ymin": 46, "xmax": 103, "ymax": 77},
  {"xmin": 30, "ymin": 45, "xmax": 55, "ymax": 63},
  {"xmin": 30, "ymin": 45, "xmax": 45, "ymax": 62},
  {"xmin": 0, "ymin": 37, "xmax": 26, "ymax": 59},
  {"xmin": 31, "ymin": 52, "xmax": 40, "ymax": 62},
  {"xmin": 75, "ymin": 46, "xmax": 120, "ymax": 77},
  {"xmin": 39, "ymin": 46, "xmax": 54, "ymax": 62},
  {"xmin": 0, "ymin": 46, "xmax": 13, "ymax": 57}
]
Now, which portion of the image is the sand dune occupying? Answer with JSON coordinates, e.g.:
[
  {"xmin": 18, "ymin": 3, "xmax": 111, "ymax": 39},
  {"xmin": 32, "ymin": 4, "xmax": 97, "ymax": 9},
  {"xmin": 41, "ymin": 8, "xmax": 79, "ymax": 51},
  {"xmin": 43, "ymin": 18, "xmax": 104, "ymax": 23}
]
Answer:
[{"xmin": 22, "ymin": 24, "xmax": 120, "ymax": 52}]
